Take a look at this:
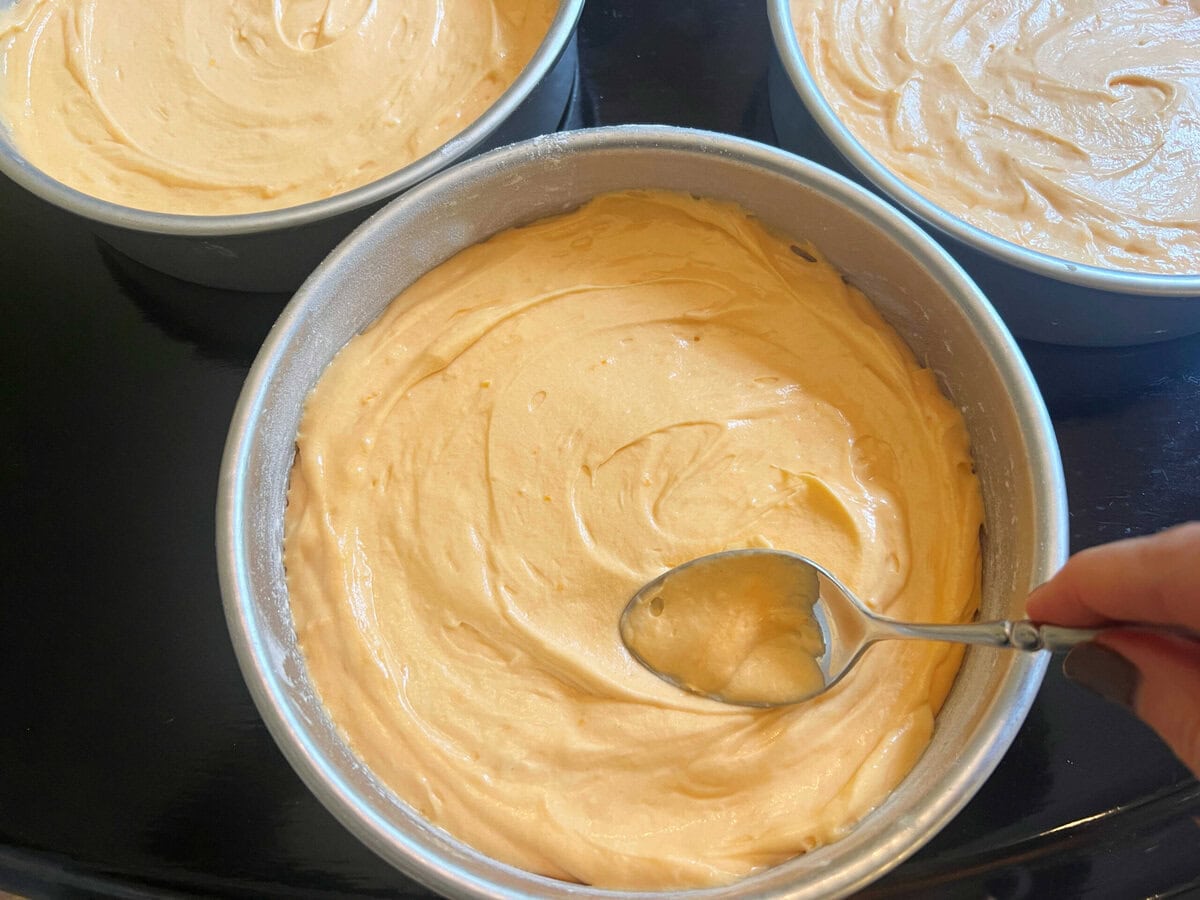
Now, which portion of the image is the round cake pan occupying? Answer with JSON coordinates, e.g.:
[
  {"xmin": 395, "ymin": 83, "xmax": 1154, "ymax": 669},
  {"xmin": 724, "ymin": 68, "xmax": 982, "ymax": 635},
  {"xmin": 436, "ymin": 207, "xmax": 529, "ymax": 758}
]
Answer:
[
  {"xmin": 766, "ymin": 0, "xmax": 1200, "ymax": 347},
  {"xmin": 0, "ymin": 0, "xmax": 582, "ymax": 293},
  {"xmin": 218, "ymin": 125, "xmax": 1068, "ymax": 898}
]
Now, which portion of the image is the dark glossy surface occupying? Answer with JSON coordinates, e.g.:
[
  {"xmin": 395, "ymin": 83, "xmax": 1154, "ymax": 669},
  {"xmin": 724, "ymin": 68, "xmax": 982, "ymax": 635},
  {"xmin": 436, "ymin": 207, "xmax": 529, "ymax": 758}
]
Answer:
[{"xmin": 2, "ymin": 2, "xmax": 1198, "ymax": 897}]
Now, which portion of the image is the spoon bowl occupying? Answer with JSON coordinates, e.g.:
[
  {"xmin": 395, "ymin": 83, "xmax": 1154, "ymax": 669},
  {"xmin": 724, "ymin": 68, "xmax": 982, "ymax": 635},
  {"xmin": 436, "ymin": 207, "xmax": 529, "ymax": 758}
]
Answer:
[{"xmin": 621, "ymin": 549, "xmax": 1102, "ymax": 707}]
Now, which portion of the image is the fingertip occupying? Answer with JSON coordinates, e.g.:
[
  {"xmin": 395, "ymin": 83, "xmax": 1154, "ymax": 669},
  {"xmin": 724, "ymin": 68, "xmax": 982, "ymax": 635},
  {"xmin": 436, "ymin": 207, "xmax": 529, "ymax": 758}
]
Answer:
[
  {"xmin": 1025, "ymin": 523, "xmax": 1200, "ymax": 629},
  {"xmin": 1024, "ymin": 561, "xmax": 1107, "ymax": 627},
  {"xmin": 1023, "ymin": 579, "xmax": 1053, "ymax": 619}
]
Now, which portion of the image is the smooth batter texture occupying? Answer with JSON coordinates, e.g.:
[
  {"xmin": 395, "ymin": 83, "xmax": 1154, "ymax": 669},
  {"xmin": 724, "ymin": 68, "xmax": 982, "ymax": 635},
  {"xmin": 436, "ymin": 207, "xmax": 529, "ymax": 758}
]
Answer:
[
  {"xmin": 793, "ymin": 0, "xmax": 1200, "ymax": 274},
  {"xmin": 284, "ymin": 190, "xmax": 984, "ymax": 889},
  {"xmin": 0, "ymin": 0, "xmax": 555, "ymax": 214}
]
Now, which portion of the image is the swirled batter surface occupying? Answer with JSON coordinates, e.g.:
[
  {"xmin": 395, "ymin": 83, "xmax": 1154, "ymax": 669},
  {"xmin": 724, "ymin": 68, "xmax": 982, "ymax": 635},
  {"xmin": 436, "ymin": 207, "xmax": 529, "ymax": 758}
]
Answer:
[
  {"xmin": 0, "ymin": 0, "xmax": 554, "ymax": 214},
  {"xmin": 284, "ymin": 190, "xmax": 983, "ymax": 889},
  {"xmin": 792, "ymin": 0, "xmax": 1200, "ymax": 274}
]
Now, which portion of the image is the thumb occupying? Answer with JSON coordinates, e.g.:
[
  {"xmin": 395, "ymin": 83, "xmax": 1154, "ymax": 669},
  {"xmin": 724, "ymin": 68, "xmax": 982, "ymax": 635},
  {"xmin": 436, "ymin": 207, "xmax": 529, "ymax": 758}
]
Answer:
[{"xmin": 1066, "ymin": 632, "xmax": 1200, "ymax": 778}]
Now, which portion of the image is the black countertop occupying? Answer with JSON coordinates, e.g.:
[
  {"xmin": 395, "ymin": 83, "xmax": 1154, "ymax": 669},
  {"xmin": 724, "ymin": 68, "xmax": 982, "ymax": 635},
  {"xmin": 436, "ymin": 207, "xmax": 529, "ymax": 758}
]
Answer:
[{"xmin": 2, "ymin": 2, "xmax": 1198, "ymax": 897}]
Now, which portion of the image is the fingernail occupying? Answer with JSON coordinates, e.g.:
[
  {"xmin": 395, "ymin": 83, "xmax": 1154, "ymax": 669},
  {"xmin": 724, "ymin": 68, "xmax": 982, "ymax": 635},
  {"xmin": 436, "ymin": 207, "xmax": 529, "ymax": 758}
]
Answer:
[{"xmin": 1063, "ymin": 643, "xmax": 1139, "ymax": 710}]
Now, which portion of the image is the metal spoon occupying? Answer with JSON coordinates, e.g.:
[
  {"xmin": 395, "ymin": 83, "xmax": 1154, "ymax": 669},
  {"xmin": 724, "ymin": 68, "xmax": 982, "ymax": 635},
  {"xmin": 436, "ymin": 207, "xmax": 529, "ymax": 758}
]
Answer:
[{"xmin": 619, "ymin": 548, "xmax": 1103, "ymax": 708}]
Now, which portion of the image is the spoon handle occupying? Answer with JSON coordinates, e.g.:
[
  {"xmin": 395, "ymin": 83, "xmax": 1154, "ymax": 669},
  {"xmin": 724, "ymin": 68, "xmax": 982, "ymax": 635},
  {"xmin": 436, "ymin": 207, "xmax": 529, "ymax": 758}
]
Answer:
[
  {"xmin": 875, "ymin": 619, "xmax": 1101, "ymax": 652},
  {"xmin": 1005, "ymin": 621, "xmax": 1102, "ymax": 652}
]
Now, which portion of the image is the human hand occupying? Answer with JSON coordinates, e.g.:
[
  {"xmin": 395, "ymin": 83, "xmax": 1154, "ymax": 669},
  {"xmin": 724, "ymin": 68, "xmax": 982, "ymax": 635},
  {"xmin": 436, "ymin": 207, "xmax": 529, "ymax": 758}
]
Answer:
[{"xmin": 1026, "ymin": 522, "xmax": 1200, "ymax": 779}]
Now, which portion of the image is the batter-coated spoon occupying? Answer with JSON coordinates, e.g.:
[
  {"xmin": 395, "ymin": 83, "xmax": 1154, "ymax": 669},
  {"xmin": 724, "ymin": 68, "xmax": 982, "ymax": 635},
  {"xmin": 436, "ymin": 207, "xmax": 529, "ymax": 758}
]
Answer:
[{"xmin": 619, "ymin": 549, "xmax": 1106, "ymax": 708}]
